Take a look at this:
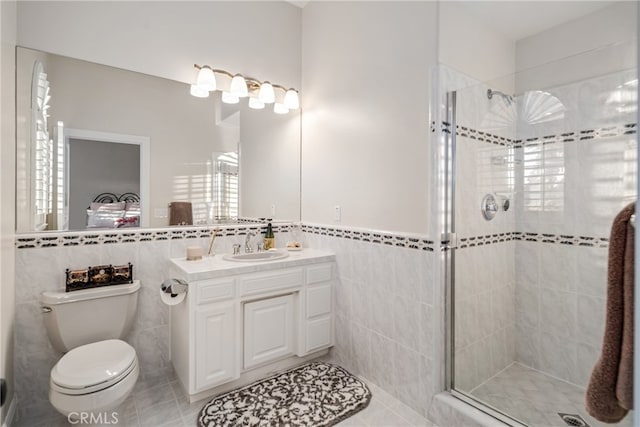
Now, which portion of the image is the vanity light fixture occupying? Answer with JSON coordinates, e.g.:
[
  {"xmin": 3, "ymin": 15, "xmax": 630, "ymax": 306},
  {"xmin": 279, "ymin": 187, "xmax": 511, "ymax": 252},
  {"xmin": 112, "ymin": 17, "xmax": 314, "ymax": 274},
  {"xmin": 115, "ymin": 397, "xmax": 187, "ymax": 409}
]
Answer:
[
  {"xmin": 258, "ymin": 81, "xmax": 275, "ymax": 104},
  {"xmin": 221, "ymin": 91, "xmax": 239, "ymax": 104},
  {"xmin": 284, "ymin": 89, "xmax": 300, "ymax": 110},
  {"xmin": 190, "ymin": 84, "xmax": 209, "ymax": 98},
  {"xmin": 230, "ymin": 74, "xmax": 249, "ymax": 98},
  {"xmin": 273, "ymin": 102, "xmax": 289, "ymax": 114},
  {"xmin": 196, "ymin": 66, "xmax": 216, "ymax": 91},
  {"xmin": 248, "ymin": 97, "xmax": 265, "ymax": 110},
  {"xmin": 191, "ymin": 64, "xmax": 299, "ymax": 113}
]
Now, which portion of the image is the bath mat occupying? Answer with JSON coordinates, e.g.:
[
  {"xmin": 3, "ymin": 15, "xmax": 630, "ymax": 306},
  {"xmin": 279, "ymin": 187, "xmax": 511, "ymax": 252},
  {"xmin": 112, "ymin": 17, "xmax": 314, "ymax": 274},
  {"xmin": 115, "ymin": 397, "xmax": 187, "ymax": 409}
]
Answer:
[{"xmin": 198, "ymin": 361, "xmax": 371, "ymax": 427}]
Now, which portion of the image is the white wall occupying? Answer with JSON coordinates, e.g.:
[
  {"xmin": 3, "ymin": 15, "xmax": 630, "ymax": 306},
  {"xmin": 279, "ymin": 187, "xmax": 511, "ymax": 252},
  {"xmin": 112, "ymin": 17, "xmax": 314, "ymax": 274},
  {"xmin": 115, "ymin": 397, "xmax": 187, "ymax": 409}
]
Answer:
[
  {"xmin": 438, "ymin": 1, "xmax": 516, "ymax": 87},
  {"xmin": 301, "ymin": 1, "xmax": 437, "ymax": 234},
  {"xmin": 17, "ymin": 1, "xmax": 301, "ymax": 90},
  {"xmin": 240, "ymin": 105, "xmax": 301, "ymax": 221},
  {"xmin": 0, "ymin": 1, "xmax": 16, "ymax": 424},
  {"xmin": 515, "ymin": 1, "xmax": 637, "ymax": 92}
]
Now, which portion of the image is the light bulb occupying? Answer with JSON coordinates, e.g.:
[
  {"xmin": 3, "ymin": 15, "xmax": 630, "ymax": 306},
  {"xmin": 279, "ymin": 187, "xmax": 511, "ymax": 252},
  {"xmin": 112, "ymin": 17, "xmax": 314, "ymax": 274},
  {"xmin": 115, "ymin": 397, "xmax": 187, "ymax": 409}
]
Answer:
[
  {"xmin": 190, "ymin": 84, "xmax": 209, "ymax": 98},
  {"xmin": 222, "ymin": 91, "xmax": 239, "ymax": 104},
  {"xmin": 258, "ymin": 82, "xmax": 275, "ymax": 104},
  {"xmin": 249, "ymin": 97, "xmax": 265, "ymax": 109},
  {"xmin": 274, "ymin": 103, "xmax": 289, "ymax": 114},
  {"xmin": 284, "ymin": 89, "xmax": 299, "ymax": 109},
  {"xmin": 196, "ymin": 66, "xmax": 216, "ymax": 91},
  {"xmin": 230, "ymin": 74, "xmax": 248, "ymax": 98}
]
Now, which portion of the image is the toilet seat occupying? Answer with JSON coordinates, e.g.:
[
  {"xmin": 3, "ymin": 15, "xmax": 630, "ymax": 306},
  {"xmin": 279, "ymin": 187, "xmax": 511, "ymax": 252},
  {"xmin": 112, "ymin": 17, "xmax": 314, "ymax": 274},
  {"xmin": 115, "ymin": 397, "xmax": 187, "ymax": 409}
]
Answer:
[{"xmin": 51, "ymin": 339, "xmax": 137, "ymax": 395}]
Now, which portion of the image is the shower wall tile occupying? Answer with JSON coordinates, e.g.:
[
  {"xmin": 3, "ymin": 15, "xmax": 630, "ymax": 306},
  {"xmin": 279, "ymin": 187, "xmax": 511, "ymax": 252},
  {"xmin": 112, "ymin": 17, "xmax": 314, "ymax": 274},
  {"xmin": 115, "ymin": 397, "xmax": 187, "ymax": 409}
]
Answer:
[
  {"xmin": 539, "ymin": 289, "xmax": 577, "ymax": 339},
  {"xmin": 514, "ymin": 240, "xmax": 612, "ymax": 388},
  {"xmin": 576, "ymin": 294, "xmax": 606, "ymax": 347},
  {"xmin": 454, "ymin": 241, "xmax": 516, "ymax": 391},
  {"xmin": 451, "ymin": 66, "xmax": 636, "ymax": 408}
]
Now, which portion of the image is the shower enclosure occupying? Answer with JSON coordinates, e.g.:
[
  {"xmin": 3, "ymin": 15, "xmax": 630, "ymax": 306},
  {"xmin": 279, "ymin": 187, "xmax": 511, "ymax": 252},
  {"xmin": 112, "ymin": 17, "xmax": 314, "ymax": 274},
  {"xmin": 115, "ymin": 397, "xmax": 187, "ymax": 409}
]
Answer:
[{"xmin": 443, "ymin": 42, "xmax": 637, "ymax": 427}]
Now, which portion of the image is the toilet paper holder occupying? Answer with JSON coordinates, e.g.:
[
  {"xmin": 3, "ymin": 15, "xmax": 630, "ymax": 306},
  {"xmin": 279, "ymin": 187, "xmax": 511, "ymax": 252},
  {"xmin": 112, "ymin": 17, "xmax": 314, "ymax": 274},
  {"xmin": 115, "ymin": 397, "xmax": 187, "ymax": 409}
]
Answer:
[{"xmin": 161, "ymin": 278, "xmax": 188, "ymax": 297}]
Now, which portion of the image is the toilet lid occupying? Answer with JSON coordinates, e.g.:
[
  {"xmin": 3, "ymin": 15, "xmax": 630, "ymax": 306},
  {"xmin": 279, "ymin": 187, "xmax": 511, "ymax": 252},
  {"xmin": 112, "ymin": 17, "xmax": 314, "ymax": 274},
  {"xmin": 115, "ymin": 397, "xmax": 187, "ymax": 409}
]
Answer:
[{"xmin": 51, "ymin": 339, "xmax": 136, "ymax": 390}]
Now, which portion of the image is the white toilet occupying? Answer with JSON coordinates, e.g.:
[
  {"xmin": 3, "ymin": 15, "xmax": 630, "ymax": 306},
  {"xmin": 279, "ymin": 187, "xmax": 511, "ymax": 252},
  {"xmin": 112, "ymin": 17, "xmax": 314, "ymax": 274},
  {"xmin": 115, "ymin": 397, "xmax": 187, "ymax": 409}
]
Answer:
[{"xmin": 40, "ymin": 281, "xmax": 141, "ymax": 417}]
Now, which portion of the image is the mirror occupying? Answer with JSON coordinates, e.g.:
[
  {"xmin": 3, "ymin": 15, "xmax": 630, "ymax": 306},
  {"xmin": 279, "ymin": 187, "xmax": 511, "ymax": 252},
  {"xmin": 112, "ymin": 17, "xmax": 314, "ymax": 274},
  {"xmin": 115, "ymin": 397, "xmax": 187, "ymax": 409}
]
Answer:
[{"xmin": 15, "ymin": 47, "xmax": 301, "ymax": 232}]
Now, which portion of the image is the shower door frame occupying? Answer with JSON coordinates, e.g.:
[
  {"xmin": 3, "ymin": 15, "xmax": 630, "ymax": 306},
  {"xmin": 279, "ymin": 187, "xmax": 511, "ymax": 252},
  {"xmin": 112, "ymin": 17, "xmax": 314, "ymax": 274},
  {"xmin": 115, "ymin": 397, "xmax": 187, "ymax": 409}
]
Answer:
[{"xmin": 442, "ymin": 89, "xmax": 526, "ymax": 427}]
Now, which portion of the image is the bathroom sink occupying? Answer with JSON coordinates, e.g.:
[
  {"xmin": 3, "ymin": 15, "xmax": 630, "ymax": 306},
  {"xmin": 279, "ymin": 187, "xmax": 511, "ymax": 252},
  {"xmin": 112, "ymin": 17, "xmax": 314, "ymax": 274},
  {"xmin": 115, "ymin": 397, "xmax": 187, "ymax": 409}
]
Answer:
[{"xmin": 223, "ymin": 250, "xmax": 289, "ymax": 262}]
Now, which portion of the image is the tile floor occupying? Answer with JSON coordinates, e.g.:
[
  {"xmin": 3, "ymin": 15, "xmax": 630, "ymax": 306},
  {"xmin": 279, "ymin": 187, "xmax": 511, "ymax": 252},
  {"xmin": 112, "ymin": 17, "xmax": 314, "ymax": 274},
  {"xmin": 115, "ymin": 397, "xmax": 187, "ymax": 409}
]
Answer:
[
  {"xmin": 14, "ymin": 366, "xmax": 435, "ymax": 427},
  {"xmin": 471, "ymin": 363, "xmax": 633, "ymax": 427}
]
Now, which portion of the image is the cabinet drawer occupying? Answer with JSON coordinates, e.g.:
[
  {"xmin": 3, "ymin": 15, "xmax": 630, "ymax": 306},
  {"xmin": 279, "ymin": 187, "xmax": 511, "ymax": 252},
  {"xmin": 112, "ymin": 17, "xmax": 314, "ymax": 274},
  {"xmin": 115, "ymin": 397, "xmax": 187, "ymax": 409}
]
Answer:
[
  {"xmin": 195, "ymin": 278, "xmax": 235, "ymax": 305},
  {"xmin": 239, "ymin": 268, "xmax": 304, "ymax": 296},
  {"xmin": 306, "ymin": 263, "xmax": 333, "ymax": 285},
  {"xmin": 305, "ymin": 316, "xmax": 332, "ymax": 352},
  {"xmin": 306, "ymin": 283, "xmax": 332, "ymax": 318}
]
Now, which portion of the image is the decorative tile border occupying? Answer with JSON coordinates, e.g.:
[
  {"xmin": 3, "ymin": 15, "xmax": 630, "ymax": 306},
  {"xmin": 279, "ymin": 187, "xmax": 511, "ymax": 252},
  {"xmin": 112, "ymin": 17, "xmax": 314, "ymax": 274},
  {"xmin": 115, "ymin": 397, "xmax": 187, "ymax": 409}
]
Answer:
[
  {"xmin": 455, "ymin": 231, "xmax": 609, "ymax": 249},
  {"xmin": 15, "ymin": 222, "xmax": 436, "ymax": 251},
  {"xmin": 512, "ymin": 231, "xmax": 609, "ymax": 247},
  {"xmin": 16, "ymin": 224, "xmax": 608, "ymax": 251},
  {"xmin": 15, "ymin": 223, "xmax": 293, "ymax": 249},
  {"xmin": 457, "ymin": 232, "xmax": 516, "ymax": 249},
  {"xmin": 456, "ymin": 126, "xmax": 514, "ymax": 146},
  {"xmin": 511, "ymin": 123, "xmax": 637, "ymax": 149},
  {"xmin": 302, "ymin": 224, "xmax": 435, "ymax": 251},
  {"xmin": 448, "ymin": 122, "xmax": 636, "ymax": 148}
]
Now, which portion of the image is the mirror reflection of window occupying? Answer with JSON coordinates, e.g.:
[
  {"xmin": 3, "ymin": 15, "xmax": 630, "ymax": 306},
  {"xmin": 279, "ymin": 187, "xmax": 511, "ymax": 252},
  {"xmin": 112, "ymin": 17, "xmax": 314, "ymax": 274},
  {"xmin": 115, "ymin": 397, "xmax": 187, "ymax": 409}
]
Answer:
[
  {"xmin": 213, "ymin": 151, "xmax": 239, "ymax": 221},
  {"xmin": 32, "ymin": 61, "xmax": 53, "ymax": 231}
]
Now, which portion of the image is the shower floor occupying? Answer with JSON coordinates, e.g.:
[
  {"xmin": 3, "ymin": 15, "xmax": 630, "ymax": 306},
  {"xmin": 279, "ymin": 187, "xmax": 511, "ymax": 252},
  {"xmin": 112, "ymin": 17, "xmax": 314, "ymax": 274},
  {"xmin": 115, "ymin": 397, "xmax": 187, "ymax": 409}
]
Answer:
[{"xmin": 470, "ymin": 363, "xmax": 633, "ymax": 427}]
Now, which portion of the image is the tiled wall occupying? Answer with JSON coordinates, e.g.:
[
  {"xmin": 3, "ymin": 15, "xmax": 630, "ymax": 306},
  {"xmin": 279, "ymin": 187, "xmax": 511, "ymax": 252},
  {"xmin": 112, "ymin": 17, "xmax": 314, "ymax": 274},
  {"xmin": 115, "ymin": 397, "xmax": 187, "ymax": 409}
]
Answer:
[
  {"xmin": 452, "ymin": 66, "xmax": 637, "ymax": 392},
  {"xmin": 452, "ymin": 93, "xmax": 517, "ymax": 392},
  {"xmin": 12, "ymin": 224, "xmax": 296, "ymax": 421},
  {"xmin": 512, "ymin": 68, "xmax": 637, "ymax": 387},
  {"xmin": 302, "ymin": 225, "xmax": 440, "ymax": 418},
  {"xmin": 13, "ymin": 223, "xmax": 441, "ymax": 421}
]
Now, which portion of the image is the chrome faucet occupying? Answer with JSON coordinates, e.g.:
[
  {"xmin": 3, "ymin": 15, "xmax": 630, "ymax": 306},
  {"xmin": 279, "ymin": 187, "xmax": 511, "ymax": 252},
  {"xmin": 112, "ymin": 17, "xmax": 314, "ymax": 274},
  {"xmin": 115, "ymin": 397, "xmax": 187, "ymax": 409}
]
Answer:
[{"xmin": 245, "ymin": 231, "xmax": 256, "ymax": 253}]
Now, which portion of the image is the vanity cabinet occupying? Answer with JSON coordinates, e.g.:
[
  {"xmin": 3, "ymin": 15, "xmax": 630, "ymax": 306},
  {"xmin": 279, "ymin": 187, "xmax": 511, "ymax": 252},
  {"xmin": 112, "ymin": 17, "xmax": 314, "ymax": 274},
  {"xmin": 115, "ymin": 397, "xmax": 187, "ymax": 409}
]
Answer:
[
  {"xmin": 170, "ymin": 251, "xmax": 335, "ymax": 402},
  {"xmin": 244, "ymin": 294, "xmax": 296, "ymax": 370},
  {"xmin": 195, "ymin": 302, "xmax": 237, "ymax": 390}
]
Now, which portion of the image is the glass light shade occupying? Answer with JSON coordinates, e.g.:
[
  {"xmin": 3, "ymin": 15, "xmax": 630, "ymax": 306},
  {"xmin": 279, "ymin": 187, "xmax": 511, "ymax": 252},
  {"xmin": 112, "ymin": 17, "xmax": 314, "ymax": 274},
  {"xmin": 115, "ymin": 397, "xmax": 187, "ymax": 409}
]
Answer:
[
  {"xmin": 190, "ymin": 84, "xmax": 209, "ymax": 98},
  {"xmin": 230, "ymin": 74, "xmax": 248, "ymax": 98},
  {"xmin": 284, "ymin": 89, "xmax": 299, "ymax": 109},
  {"xmin": 258, "ymin": 82, "xmax": 275, "ymax": 104},
  {"xmin": 222, "ymin": 91, "xmax": 239, "ymax": 104},
  {"xmin": 248, "ymin": 97, "xmax": 265, "ymax": 109},
  {"xmin": 196, "ymin": 66, "xmax": 216, "ymax": 91},
  {"xmin": 274, "ymin": 102, "xmax": 289, "ymax": 114}
]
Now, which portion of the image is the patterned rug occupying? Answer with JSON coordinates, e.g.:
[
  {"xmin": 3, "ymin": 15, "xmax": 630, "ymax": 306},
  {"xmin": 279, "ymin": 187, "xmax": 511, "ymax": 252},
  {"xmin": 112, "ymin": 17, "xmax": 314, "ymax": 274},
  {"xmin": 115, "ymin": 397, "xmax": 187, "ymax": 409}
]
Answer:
[{"xmin": 198, "ymin": 362, "xmax": 371, "ymax": 427}]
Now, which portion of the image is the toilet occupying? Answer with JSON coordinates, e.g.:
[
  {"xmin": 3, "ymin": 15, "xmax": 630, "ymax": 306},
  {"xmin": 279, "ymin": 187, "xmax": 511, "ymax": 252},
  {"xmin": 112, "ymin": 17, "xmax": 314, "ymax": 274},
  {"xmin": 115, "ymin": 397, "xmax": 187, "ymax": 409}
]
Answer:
[{"xmin": 40, "ymin": 281, "xmax": 141, "ymax": 416}]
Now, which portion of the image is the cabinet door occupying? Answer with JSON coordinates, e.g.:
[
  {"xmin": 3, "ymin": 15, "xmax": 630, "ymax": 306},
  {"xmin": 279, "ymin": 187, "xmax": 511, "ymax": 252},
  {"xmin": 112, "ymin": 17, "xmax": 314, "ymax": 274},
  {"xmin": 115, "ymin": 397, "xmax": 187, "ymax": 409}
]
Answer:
[
  {"xmin": 244, "ymin": 294, "xmax": 295, "ymax": 369},
  {"xmin": 304, "ymin": 283, "xmax": 333, "ymax": 353},
  {"xmin": 195, "ymin": 302, "xmax": 238, "ymax": 391}
]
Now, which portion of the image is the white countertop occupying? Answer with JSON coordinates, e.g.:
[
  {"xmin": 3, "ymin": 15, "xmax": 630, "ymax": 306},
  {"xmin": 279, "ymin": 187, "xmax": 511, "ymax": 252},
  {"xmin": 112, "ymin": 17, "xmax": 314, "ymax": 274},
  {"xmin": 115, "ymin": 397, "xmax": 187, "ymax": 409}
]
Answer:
[{"xmin": 170, "ymin": 248, "xmax": 335, "ymax": 281}]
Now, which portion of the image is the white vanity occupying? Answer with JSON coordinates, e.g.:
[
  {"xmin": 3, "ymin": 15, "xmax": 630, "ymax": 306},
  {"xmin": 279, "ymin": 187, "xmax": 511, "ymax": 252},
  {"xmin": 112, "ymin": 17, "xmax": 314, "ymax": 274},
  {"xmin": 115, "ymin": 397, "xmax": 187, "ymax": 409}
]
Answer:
[{"xmin": 169, "ymin": 249, "xmax": 335, "ymax": 402}]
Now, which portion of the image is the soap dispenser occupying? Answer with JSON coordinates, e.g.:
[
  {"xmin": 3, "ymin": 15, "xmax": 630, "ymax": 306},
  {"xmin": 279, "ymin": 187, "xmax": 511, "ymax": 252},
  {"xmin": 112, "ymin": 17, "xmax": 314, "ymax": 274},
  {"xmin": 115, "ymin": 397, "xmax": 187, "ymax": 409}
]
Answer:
[{"xmin": 264, "ymin": 222, "xmax": 275, "ymax": 250}]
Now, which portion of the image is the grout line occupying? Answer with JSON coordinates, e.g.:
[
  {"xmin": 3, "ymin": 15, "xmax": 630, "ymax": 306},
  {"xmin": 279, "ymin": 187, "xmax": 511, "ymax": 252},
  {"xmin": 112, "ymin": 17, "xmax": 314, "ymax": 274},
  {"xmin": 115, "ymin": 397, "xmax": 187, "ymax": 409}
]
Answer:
[
  {"xmin": 468, "ymin": 361, "xmax": 518, "ymax": 394},
  {"xmin": 511, "ymin": 361, "xmax": 587, "ymax": 391}
]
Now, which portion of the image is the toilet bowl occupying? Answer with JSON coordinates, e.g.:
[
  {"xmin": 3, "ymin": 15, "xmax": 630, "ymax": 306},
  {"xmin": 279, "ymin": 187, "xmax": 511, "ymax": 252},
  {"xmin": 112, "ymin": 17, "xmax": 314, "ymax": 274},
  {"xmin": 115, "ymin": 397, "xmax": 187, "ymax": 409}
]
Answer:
[
  {"xmin": 40, "ymin": 281, "xmax": 141, "ymax": 417},
  {"xmin": 48, "ymin": 339, "xmax": 139, "ymax": 416}
]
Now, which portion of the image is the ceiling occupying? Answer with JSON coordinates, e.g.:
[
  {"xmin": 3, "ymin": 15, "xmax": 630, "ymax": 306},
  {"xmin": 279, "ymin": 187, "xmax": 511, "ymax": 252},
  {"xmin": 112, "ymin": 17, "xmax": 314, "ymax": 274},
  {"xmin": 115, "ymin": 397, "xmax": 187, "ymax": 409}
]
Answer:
[{"xmin": 287, "ymin": 0, "xmax": 619, "ymax": 42}]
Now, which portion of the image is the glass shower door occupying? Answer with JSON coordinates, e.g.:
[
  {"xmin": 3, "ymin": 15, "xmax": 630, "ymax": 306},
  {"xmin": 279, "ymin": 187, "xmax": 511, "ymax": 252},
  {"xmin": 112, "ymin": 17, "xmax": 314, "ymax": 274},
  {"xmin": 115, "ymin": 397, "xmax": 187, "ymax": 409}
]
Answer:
[{"xmin": 448, "ymin": 49, "xmax": 637, "ymax": 427}]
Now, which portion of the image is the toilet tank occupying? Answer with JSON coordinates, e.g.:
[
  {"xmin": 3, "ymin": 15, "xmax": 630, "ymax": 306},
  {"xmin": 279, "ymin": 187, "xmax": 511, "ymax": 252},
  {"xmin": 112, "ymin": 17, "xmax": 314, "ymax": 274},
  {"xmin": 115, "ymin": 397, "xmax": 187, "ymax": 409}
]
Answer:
[{"xmin": 40, "ymin": 281, "xmax": 140, "ymax": 353}]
